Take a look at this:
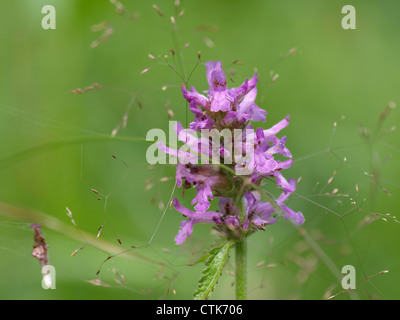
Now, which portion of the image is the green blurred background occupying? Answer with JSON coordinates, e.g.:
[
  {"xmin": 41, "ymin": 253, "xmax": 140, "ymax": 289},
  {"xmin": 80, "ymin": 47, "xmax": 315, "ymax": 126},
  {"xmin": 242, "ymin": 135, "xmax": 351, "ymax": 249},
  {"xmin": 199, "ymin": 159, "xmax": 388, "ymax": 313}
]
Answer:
[{"xmin": 0, "ymin": 0, "xmax": 399, "ymax": 300}]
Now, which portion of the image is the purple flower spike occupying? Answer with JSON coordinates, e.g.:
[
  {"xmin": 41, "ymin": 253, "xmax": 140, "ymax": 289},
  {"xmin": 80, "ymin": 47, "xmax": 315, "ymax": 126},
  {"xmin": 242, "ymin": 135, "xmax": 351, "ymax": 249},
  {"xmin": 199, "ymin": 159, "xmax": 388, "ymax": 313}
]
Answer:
[{"xmin": 157, "ymin": 61, "xmax": 304, "ymax": 244}]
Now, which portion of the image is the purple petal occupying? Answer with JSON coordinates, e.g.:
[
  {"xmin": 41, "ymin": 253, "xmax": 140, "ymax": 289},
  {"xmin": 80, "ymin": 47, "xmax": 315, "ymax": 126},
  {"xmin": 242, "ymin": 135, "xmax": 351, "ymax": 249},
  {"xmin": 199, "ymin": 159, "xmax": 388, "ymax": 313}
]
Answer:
[
  {"xmin": 242, "ymin": 220, "xmax": 250, "ymax": 231},
  {"xmin": 227, "ymin": 79, "xmax": 249, "ymax": 101},
  {"xmin": 173, "ymin": 198, "xmax": 198, "ymax": 218},
  {"xmin": 238, "ymin": 87, "xmax": 258, "ymax": 114},
  {"xmin": 228, "ymin": 73, "xmax": 258, "ymax": 102},
  {"xmin": 175, "ymin": 163, "xmax": 196, "ymax": 187},
  {"xmin": 182, "ymin": 85, "xmax": 208, "ymax": 107},
  {"xmin": 250, "ymin": 106, "xmax": 267, "ymax": 122},
  {"xmin": 254, "ymin": 149, "xmax": 277, "ymax": 173},
  {"xmin": 263, "ymin": 116, "xmax": 290, "ymax": 141},
  {"xmin": 218, "ymin": 197, "xmax": 239, "ymax": 216},
  {"xmin": 224, "ymin": 216, "xmax": 240, "ymax": 228},
  {"xmin": 277, "ymin": 159, "xmax": 294, "ymax": 170},
  {"xmin": 244, "ymin": 191, "xmax": 278, "ymax": 229},
  {"xmin": 251, "ymin": 215, "xmax": 277, "ymax": 229},
  {"xmin": 175, "ymin": 219, "xmax": 194, "ymax": 244},
  {"xmin": 206, "ymin": 61, "xmax": 227, "ymax": 92},
  {"xmin": 280, "ymin": 204, "xmax": 305, "ymax": 225},
  {"xmin": 191, "ymin": 183, "xmax": 214, "ymax": 212},
  {"xmin": 244, "ymin": 191, "xmax": 257, "ymax": 213},
  {"xmin": 255, "ymin": 127, "xmax": 265, "ymax": 143},
  {"xmin": 255, "ymin": 201, "xmax": 275, "ymax": 219},
  {"xmin": 189, "ymin": 102, "xmax": 215, "ymax": 130},
  {"xmin": 157, "ymin": 141, "xmax": 177, "ymax": 158},
  {"xmin": 175, "ymin": 121, "xmax": 184, "ymax": 137},
  {"xmin": 173, "ymin": 198, "xmax": 223, "ymax": 244},
  {"xmin": 247, "ymin": 72, "xmax": 258, "ymax": 88},
  {"xmin": 274, "ymin": 171, "xmax": 295, "ymax": 193},
  {"xmin": 210, "ymin": 91, "xmax": 231, "ymax": 112},
  {"xmin": 222, "ymin": 110, "xmax": 251, "ymax": 126},
  {"xmin": 173, "ymin": 198, "xmax": 220, "ymax": 222},
  {"xmin": 267, "ymin": 136, "xmax": 291, "ymax": 157}
]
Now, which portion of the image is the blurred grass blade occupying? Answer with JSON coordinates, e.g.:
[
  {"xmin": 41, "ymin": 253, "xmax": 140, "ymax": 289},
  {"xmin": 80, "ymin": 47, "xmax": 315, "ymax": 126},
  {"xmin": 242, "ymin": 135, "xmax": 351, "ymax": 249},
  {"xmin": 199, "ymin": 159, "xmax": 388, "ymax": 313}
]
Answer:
[
  {"xmin": 0, "ymin": 135, "xmax": 151, "ymax": 172},
  {"xmin": 0, "ymin": 201, "xmax": 162, "ymax": 268}
]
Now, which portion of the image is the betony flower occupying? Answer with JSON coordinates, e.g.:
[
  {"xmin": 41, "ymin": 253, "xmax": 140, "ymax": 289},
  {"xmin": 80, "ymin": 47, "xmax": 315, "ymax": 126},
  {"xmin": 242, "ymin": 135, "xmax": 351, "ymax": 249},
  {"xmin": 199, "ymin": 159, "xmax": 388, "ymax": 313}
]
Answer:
[
  {"xmin": 243, "ymin": 191, "xmax": 278, "ymax": 231},
  {"xmin": 158, "ymin": 61, "xmax": 304, "ymax": 244}
]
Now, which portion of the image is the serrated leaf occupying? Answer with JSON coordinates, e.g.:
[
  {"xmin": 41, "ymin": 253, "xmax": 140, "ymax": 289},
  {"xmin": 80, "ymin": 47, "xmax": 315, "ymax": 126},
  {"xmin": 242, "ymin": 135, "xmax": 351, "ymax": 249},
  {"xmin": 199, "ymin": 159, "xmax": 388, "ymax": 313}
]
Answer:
[
  {"xmin": 193, "ymin": 239, "xmax": 233, "ymax": 300},
  {"xmin": 191, "ymin": 240, "xmax": 226, "ymax": 266}
]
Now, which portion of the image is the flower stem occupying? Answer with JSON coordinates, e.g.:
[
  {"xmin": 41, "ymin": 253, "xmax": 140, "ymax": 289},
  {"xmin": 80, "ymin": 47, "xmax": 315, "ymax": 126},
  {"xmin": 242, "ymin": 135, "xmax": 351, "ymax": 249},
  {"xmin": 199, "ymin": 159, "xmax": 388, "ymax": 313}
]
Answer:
[{"xmin": 235, "ymin": 237, "xmax": 247, "ymax": 300}]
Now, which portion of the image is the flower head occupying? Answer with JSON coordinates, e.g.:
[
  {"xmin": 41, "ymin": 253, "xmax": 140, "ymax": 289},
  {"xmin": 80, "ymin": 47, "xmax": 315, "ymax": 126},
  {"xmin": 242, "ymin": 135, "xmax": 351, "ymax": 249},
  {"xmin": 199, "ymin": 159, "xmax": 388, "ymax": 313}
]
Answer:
[{"xmin": 159, "ymin": 61, "xmax": 304, "ymax": 244}]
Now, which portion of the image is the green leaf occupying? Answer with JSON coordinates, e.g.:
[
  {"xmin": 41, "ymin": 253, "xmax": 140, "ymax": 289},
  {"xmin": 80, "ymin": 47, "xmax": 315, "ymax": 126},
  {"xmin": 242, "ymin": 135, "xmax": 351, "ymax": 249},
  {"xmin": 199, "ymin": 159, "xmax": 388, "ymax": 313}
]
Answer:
[{"xmin": 193, "ymin": 239, "xmax": 234, "ymax": 300}]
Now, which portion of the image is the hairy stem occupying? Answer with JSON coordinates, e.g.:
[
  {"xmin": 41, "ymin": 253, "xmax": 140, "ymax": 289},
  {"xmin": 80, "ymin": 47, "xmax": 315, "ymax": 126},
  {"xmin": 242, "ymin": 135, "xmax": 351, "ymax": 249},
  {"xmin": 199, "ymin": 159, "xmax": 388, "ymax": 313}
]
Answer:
[{"xmin": 235, "ymin": 237, "xmax": 247, "ymax": 300}]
